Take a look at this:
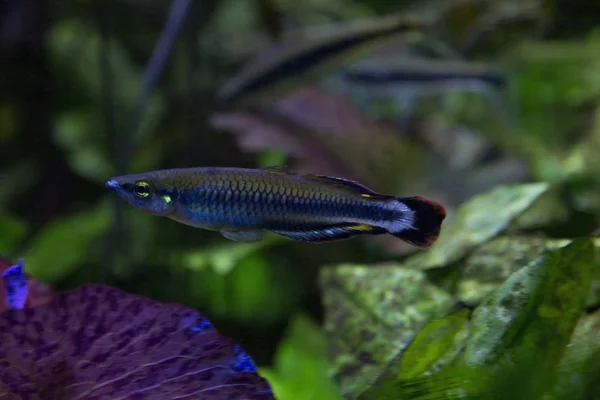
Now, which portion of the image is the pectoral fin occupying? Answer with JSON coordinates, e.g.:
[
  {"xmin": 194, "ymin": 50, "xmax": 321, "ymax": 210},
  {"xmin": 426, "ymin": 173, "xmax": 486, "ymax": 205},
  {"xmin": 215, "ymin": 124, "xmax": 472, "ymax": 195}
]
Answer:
[
  {"xmin": 221, "ymin": 230, "xmax": 264, "ymax": 242},
  {"xmin": 270, "ymin": 224, "xmax": 384, "ymax": 243}
]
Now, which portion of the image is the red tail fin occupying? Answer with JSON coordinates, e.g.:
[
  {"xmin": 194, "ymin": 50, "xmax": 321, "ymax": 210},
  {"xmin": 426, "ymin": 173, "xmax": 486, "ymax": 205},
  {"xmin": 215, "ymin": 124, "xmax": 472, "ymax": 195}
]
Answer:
[{"xmin": 390, "ymin": 196, "xmax": 446, "ymax": 248}]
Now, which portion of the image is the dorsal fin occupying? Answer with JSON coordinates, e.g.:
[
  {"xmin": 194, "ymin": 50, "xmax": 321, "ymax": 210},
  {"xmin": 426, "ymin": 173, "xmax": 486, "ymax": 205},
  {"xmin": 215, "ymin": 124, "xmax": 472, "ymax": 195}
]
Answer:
[
  {"xmin": 262, "ymin": 165, "xmax": 295, "ymax": 176},
  {"xmin": 304, "ymin": 174, "xmax": 392, "ymax": 199}
]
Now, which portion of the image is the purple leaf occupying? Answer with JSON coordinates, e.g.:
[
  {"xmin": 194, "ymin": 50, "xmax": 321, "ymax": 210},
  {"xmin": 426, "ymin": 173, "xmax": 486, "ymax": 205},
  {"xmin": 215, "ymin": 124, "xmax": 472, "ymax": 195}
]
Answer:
[
  {"xmin": 212, "ymin": 87, "xmax": 425, "ymax": 193},
  {"xmin": 0, "ymin": 284, "xmax": 274, "ymax": 400}
]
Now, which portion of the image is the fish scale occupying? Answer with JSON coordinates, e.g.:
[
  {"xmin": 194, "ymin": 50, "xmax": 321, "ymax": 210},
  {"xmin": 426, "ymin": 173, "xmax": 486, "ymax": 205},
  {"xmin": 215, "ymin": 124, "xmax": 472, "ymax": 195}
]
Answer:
[{"xmin": 184, "ymin": 175, "xmax": 372, "ymax": 226}]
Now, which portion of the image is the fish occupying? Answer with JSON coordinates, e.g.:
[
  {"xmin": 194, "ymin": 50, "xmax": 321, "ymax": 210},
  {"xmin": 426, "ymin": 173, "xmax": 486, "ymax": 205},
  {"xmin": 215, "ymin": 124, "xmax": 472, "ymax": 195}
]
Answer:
[
  {"xmin": 105, "ymin": 166, "xmax": 446, "ymax": 248},
  {"xmin": 217, "ymin": 13, "xmax": 426, "ymax": 105},
  {"xmin": 323, "ymin": 54, "xmax": 508, "ymax": 114}
]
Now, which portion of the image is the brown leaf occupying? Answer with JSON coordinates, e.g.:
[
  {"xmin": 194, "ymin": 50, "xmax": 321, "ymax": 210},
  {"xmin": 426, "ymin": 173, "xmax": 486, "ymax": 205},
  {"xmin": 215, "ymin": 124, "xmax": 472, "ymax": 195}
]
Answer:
[{"xmin": 213, "ymin": 87, "xmax": 426, "ymax": 193}]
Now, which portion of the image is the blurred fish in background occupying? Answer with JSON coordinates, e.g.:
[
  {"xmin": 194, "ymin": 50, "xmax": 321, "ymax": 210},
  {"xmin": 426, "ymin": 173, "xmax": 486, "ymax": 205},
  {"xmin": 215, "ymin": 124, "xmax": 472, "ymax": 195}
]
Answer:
[
  {"xmin": 212, "ymin": 5, "xmax": 541, "ymax": 252},
  {"xmin": 216, "ymin": 12, "xmax": 429, "ymax": 106}
]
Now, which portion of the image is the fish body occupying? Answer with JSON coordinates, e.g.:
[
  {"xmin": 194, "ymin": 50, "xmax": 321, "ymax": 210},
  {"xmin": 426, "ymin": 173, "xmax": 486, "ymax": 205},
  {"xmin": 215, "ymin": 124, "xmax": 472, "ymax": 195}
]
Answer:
[{"xmin": 106, "ymin": 167, "xmax": 446, "ymax": 247}]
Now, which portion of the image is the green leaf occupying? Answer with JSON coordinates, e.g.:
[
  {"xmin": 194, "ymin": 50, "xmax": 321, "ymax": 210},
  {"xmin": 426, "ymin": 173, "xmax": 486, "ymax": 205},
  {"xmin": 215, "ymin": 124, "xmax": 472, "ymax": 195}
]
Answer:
[
  {"xmin": 458, "ymin": 236, "xmax": 600, "ymax": 309},
  {"xmin": 364, "ymin": 238, "xmax": 595, "ymax": 400},
  {"xmin": 24, "ymin": 199, "xmax": 111, "ymax": 282},
  {"xmin": 260, "ymin": 313, "xmax": 343, "ymax": 400},
  {"xmin": 458, "ymin": 238, "xmax": 595, "ymax": 397},
  {"xmin": 361, "ymin": 309, "xmax": 470, "ymax": 400},
  {"xmin": 319, "ymin": 263, "xmax": 454, "ymax": 399},
  {"xmin": 463, "ymin": 238, "xmax": 592, "ymax": 359},
  {"xmin": 553, "ymin": 309, "xmax": 600, "ymax": 400},
  {"xmin": 457, "ymin": 235, "xmax": 571, "ymax": 307},
  {"xmin": 397, "ymin": 309, "xmax": 471, "ymax": 380},
  {"xmin": 405, "ymin": 183, "xmax": 549, "ymax": 271}
]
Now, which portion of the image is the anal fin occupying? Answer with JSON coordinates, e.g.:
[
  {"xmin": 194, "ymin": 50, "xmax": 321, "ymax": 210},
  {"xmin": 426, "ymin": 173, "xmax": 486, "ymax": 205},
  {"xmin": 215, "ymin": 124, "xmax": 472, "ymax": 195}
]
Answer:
[
  {"xmin": 221, "ymin": 230, "xmax": 264, "ymax": 242},
  {"xmin": 270, "ymin": 224, "xmax": 384, "ymax": 243}
]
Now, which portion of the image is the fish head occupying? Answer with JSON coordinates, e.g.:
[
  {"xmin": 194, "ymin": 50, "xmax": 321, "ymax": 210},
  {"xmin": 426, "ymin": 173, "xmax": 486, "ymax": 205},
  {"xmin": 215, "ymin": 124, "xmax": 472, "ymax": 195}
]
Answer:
[{"xmin": 106, "ymin": 171, "xmax": 178, "ymax": 216}]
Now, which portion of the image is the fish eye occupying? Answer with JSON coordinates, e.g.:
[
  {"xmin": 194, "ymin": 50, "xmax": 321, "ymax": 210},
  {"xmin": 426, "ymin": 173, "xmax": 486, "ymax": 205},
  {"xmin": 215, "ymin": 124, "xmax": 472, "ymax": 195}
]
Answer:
[{"xmin": 133, "ymin": 181, "xmax": 151, "ymax": 198}]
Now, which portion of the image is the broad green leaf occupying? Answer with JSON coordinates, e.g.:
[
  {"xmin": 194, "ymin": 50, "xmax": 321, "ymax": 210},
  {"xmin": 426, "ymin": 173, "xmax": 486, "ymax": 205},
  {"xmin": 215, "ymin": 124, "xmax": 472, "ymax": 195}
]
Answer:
[
  {"xmin": 320, "ymin": 263, "xmax": 454, "ymax": 399},
  {"xmin": 24, "ymin": 199, "xmax": 111, "ymax": 282},
  {"xmin": 459, "ymin": 238, "xmax": 594, "ymax": 397},
  {"xmin": 397, "ymin": 309, "xmax": 471, "ymax": 380},
  {"xmin": 457, "ymin": 236, "xmax": 571, "ymax": 306},
  {"xmin": 260, "ymin": 313, "xmax": 343, "ymax": 400},
  {"xmin": 458, "ymin": 236, "xmax": 600, "ymax": 309},
  {"xmin": 553, "ymin": 309, "xmax": 600, "ymax": 400},
  {"xmin": 360, "ymin": 309, "xmax": 470, "ymax": 400},
  {"xmin": 405, "ymin": 183, "xmax": 549, "ymax": 271},
  {"xmin": 365, "ymin": 238, "xmax": 595, "ymax": 399}
]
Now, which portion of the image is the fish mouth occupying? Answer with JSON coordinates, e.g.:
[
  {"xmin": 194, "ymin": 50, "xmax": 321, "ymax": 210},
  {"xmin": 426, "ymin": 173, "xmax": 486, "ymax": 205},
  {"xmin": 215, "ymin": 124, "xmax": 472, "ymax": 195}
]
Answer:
[{"xmin": 105, "ymin": 179, "xmax": 120, "ymax": 191}]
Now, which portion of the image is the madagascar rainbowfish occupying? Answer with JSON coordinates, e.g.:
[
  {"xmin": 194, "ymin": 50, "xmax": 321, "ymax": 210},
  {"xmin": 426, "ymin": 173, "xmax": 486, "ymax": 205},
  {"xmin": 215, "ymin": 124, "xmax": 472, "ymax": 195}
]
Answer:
[{"xmin": 106, "ymin": 167, "xmax": 446, "ymax": 248}]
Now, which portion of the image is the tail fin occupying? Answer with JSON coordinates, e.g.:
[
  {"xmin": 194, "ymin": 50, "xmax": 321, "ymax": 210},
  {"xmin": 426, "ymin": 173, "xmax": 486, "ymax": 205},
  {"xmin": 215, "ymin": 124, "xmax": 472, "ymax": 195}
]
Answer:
[{"xmin": 388, "ymin": 196, "xmax": 446, "ymax": 248}]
